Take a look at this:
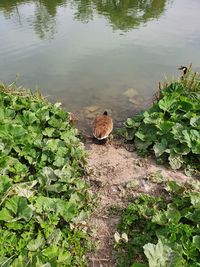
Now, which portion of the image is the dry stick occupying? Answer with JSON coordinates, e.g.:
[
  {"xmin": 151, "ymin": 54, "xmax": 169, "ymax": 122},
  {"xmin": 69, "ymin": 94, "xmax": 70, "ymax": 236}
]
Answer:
[{"xmin": 89, "ymin": 258, "xmax": 110, "ymax": 261}]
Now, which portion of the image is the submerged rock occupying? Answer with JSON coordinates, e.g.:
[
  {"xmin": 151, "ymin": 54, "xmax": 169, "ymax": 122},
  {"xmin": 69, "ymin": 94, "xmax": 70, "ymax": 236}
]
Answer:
[
  {"xmin": 128, "ymin": 98, "xmax": 139, "ymax": 105},
  {"xmin": 84, "ymin": 105, "xmax": 113, "ymax": 119},
  {"xmin": 84, "ymin": 105, "xmax": 101, "ymax": 119},
  {"xmin": 123, "ymin": 88, "xmax": 138, "ymax": 98},
  {"xmin": 85, "ymin": 105, "xmax": 100, "ymax": 113}
]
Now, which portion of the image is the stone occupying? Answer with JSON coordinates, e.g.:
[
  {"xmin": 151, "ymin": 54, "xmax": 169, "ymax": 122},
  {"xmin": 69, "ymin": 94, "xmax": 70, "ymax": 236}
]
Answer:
[{"xmin": 123, "ymin": 88, "xmax": 138, "ymax": 98}]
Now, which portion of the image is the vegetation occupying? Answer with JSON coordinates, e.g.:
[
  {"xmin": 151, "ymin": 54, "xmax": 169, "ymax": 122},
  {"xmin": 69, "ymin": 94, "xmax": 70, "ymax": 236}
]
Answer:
[
  {"xmin": 123, "ymin": 67, "xmax": 200, "ymax": 175},
  {"xmin": 0, "ymin": 83, "xmax": 93, "ymax": 266},
  {"xmin": 114, "ymin": 180, "xmax": 200, "ymax": 267},
  {"xmin": 116, "ymin": 67, "xmax": 200, "ymax": 267}
]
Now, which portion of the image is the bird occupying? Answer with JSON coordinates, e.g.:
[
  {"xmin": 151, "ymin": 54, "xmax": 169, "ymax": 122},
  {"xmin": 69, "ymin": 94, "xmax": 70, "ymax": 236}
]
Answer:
[
  {"xmin": 92, "ymin": 111, "xmax": 113, "ymax": 141},
  {"xmin": 178, "ymin": 66, "xmax": 188, "ymax": 75}
]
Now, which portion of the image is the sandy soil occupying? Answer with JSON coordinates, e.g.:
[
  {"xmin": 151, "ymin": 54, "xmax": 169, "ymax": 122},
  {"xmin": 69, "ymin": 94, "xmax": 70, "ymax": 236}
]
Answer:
[{"xmin": 84, "ymin": 139, "xmax": 193, "ymax": 267}]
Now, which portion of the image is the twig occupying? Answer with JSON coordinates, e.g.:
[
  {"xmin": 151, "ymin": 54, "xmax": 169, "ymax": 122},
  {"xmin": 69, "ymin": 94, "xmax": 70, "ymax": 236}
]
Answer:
[{"xmin": 89, "ymin": 258, "xmax": 110, "ymax": 261}]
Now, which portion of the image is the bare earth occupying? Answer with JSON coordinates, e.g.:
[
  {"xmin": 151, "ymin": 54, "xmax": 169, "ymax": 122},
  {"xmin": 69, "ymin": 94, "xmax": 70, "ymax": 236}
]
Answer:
[{"xmin": 84, "ymin": 139, "xmax": 193, "ymax": 267}]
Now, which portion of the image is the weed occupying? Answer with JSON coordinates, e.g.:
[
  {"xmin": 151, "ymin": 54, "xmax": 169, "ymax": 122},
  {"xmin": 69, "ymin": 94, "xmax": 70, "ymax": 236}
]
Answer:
[
  {"xmin": 123, "ymin": 67, "xmax": 200, "ymax": 176},
  {"xmin": 114, "ymin": 181, "xmax": 200, "ymax": 267},
  {"xmin": 0, "ymin": 84, "xmax": 94, "ymax": 266}
]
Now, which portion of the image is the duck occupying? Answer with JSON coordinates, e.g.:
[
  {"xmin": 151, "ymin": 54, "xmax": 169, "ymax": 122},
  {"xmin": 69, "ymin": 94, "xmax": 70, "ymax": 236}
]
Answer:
[
  {"xmin": 92, "ymin": 111, "xmax": 113, "ymax": 140},
  {"xmin": 178, "ymin": 66, "xmax": 188, "ymax": 75}
]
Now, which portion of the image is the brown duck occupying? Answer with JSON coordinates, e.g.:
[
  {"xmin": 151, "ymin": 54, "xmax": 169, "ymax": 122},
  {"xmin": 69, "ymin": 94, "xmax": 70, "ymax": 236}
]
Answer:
[{"xmin": 92, "ymin": 111, "xmax": 113, "ymax": 140}]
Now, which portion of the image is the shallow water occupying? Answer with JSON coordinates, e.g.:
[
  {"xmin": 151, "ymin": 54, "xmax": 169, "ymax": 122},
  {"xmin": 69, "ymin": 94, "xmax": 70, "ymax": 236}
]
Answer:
[{"xmin": 0, "ymin": 0, "xmax": 200, "ymax": 127}]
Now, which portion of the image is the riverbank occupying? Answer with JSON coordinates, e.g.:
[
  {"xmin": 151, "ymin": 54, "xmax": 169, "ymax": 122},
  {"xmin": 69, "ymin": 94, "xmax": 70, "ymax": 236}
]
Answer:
[
  {"xmin": 0, "ymin": 67, "xmax": 199, "ymax": 266},
  {"xmin": 84, "ymin": 66, "xmax": 200, "ymax": 266},
  {"xmin": 85, "ymin": 139, "xmax": 196, "ymax": 267}
]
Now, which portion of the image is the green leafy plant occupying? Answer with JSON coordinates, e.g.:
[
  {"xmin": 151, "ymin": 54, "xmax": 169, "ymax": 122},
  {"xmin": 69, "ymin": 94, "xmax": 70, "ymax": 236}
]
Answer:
[
  {"xmin": 123, "ymin": 68, "xmax": 200, "ymax": 175},
  {"xmin": 114, "ymin": 181, "xmax": 200, "ymax": 267},
  {"xmin": 0, "ymin": 83, "xmax": 93, "ymax": 266}
]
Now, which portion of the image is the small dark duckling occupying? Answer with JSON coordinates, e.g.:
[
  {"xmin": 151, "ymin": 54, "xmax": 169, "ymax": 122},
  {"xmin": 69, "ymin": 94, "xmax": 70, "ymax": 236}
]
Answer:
[{"xmin": 92, "ymin": 111, "xmax": 113, "ymax": 141}]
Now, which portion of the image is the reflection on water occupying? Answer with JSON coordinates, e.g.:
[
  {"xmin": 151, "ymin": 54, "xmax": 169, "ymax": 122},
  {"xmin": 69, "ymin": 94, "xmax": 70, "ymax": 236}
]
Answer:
[
  {"xmin": 0, "ymin": 0, "xmax": 200, "ymax": 131},
  {"xmin": 0, "ymin": 0, "xmax": 170, "ymax": 39},
  {"xmin": 0, "ymin": 0, "xmax": 63, "ymax": 39},
  {"xmin": 70, "ymin": 0, "xmax": 169, "ymax": 31}
]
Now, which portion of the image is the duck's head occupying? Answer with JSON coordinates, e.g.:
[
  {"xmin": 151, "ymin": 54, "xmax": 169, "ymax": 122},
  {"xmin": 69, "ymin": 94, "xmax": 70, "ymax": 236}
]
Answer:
[
  {"xmin": 103, "ymin": 111, "xmax": 108, "ymax": 116},
  {"xmin": 178, "ymin": 66, "xmax": 188, "ymax": 75}
]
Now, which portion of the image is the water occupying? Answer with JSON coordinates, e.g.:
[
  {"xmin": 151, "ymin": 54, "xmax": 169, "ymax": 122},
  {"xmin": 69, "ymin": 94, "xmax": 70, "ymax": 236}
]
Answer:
[{"xmin": 0, "ymin": 0, "xmax": 200, "ymax": 127}]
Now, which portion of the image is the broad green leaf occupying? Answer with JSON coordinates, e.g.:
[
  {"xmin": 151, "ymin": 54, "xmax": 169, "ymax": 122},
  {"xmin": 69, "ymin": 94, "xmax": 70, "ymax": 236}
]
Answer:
[
  {"xmin": 60, "ymin": 202, "xmax": 78, "ymax": 222},
  {"xmin": 153, "ymin": 139, "xmax": 168, "ymax": 157},
  {"xmin": 27, "ymin": 232, "xmax": 45, "ymax": 251},
  {"xmin": 178, "ymin": 98, "xmax": 194, "ymax": 112},
  {"xmin": 193, "ymin": 236, "xmax": 200, "ymax": 250},
  {"xmin": 165, "ymin": 181, "xmax": 185, "ymax": 194},
  {"xmin": 190, "ymin": 116, "xmax": 200, "ymax": 128},
  {"xmin": 135, "ymin": 131, "xmax": 146, "ymax": 141},
  {"xmin": 143, "ymin": 111, "xmax": 163, "ymax": 125},
  {"xmin": 42, "ymin": 245, "xmax": 58, "ymax": 260},
  {"xmin": 125, "ymin": 117, "xmax": 141, "ymax": 129},
  {"xmin": 168, "ymin": 153, "xmax": 183, "ymax": 170},
  {"xmin": 11, "ymin": 124, "xmax": 27, "ymax": 138},
  {"xmin": 144, "ymin": 239, "xmax": 183, "ymax": 267},
  {"xmin": 57, "ymin": 250, "xmax": 71, "ymax": 264},
  {"xmin": 190, "ymin": 193, "xmax": 200, "ymax": 208},
  {"xmin": 41, "ymin": 167, "xmax": 57, "ymax": 181},
  {"xmin": 17, "ymin": 198, "xmax": 33, "ymax": 221},
  {"xmin": 135, "ymin": 138, "xmax": 152, "ymax": 153},
  {"xmin": 48, "ymin": 117, "xmax": 67, "ymax": 129},
  {"xmin": 21, "ymin": 110, "xmax": 38, "ymax": 125},
  {"xmin": 165, "ymin": 204, "xmax": 181, "ymax": 223},
  {"xmin": 171, "ymin": 123, "xmax": 185, "ymax": 141},
  {"xmin": 47, "ymin": 229, "xmax": 62, "ymax": 245},
  {"xmin": 157, "ymin": 121, "xmax": 174, "ymax": 134},
  {"xmin": 43, "ymin": 127, "xmax": 56, "ymax": 137},
  {"xmin": 5, "ymin": 196, "xmax": 33, "ymax": 221},
  {"xmin": 0, "ymin": 175, "xmax": 12, "ymax": 194},
  {"xmin": 5, "ymin": 221, "xmax": 23, "ymax": 230},
  {"xmin": 152, "ymin": 211, "xmax": 167, "ymax": 225},
  {"xmin": 173, "ymin": 145, "xmax": 190, "ymax": 155},
  {"xmin": 0, "ymin": 124, "xmax": 12, "ymax": 139},
  {"xmin": 0, "ymin": 208, "xmax": 13, "ymax": 221},
  {"xmin": 182, "ymin": 130, "xmax": 192, "ymax": 148},
  {"xmin": 44, "ymin": 139, "xmax": 65, "ymax": 152},
  {"xmin": 53, "ymin": 156, "xmax": 66, "ymax": 167},
  {"xmin": 191, "ymin": 142, "xmax": 200, "ymax": 154},
  {"xmin": 185, "ymin": 209, "xmax": 200, "ymax": 223},
  {"xmin": 158, "ymin": 95, "xmax": 177, "ymax": 112},
  {"xmin": 34, "ymin": 196, "xmax": 57, "ymax": 213}
]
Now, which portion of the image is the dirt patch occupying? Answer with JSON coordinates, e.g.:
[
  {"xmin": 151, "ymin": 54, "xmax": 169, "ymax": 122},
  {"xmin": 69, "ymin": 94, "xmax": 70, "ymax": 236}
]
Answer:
[{"xmin": 85, "ymin": 139, "xmax": 194, "ymax": 267}]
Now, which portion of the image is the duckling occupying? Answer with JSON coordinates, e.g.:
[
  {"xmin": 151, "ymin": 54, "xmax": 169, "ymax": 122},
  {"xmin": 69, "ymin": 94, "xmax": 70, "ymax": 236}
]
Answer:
[
  {"xmin": 92, "ymin": 111, "xmax": 113, "ymax": 140},
  {"xmin": 178, "ymin": 66, "xmax": 188, "ymax": 75}
]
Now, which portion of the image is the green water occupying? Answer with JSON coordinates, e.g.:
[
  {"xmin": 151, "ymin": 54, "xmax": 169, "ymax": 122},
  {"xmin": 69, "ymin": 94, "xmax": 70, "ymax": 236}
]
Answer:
[{"xmin": 0, "ymin": 0, "xmax": 200, "ymax": 126}]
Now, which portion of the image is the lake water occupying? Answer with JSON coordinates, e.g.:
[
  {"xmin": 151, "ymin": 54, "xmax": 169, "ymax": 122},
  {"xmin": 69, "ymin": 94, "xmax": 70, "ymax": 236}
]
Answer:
[{"xmin": 0, "ymin": 0, "xmax": 200, "ymax": 128}]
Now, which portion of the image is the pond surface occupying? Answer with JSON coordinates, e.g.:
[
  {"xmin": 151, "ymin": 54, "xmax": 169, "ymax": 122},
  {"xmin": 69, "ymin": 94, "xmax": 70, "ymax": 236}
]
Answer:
[{"xmin": 0, "ymin": 0, "xmax": 200, "ymax": 127}]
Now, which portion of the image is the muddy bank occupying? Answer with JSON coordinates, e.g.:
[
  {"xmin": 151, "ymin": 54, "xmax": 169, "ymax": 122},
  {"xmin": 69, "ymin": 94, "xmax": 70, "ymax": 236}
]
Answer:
[{"xmin": 84, "ymin": 140, "xmax": 194, "ymax": 267}]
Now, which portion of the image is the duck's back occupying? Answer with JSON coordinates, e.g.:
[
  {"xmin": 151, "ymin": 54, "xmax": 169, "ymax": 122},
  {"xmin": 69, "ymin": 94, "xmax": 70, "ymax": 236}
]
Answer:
[{"xmin": 93, "ymin": 114, "xmax": 113, "ymax": 140}]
